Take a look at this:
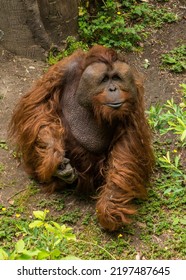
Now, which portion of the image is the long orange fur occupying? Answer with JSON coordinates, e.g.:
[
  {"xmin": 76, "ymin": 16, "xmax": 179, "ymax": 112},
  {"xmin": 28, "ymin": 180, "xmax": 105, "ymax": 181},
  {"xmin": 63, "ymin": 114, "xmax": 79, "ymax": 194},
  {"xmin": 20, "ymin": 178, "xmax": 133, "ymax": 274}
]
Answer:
[{"xmin": 9, "ymin": 45, "xmax": 154, "ymax": 231}]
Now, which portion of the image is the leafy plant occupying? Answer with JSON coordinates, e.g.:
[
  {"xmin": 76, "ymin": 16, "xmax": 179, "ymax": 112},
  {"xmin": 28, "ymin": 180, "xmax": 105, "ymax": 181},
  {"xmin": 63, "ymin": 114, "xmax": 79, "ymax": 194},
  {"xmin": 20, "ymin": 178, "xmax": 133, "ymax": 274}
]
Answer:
[
  {"xmin": 147, "ymin": 84, "xmax": 186, "ymax": 198},
  {"xmin": 0, "ymin": 140, "xmax": 8, "ymax": 150},
  {"xmin": 0, "ymin": 164, "xmax": 5, "ymax": 173},
  {"xmin": 180, "ymin": 83, "xmax": 186, "ymax": 98},
  {"xmin": 147, "ymin": 84, "xmax": 186, "ymax": 146},
  {"xmin": 164, "ymin": 99, "xmax": 186, "ymax": 143},
  {"xmin": 47, "ymin": 36, "xmax": 88, "ymax": 65},
  {"xmin": 0, "ymin": 209, "xmax": 115, "ymax": 260},
  {"xmin": 78, "ymin": 0, "xmax": 178, "ymax": 50},
  {"xmin": 147, "ymin": 103, "xmax": 164, "ymax": 131},
  {"xmin": 0, "ymin": 210, "xmax": 77, "ymax": 260},
  {"xmin": 158, "ymin": 151, "xmax": 186, "ymax": 196},
  {"xmin": 47, "ymin": 1, "xmax": 178, "ymax": 63},
  {"xmin": 161, "ymin": 45, "xmax": 186, "ymax": 73}
]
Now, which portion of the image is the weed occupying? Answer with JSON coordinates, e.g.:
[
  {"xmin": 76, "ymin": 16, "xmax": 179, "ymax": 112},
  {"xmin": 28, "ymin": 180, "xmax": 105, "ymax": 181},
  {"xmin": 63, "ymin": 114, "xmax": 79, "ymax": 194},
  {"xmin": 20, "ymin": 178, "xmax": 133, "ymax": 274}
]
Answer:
[
  {"xmin": 78, "ymin": 0, "xmax": 178, "ymax": 50},
  {"xmin": 0, "ymin": 140, "xmax": 8, "ymax": 150},
  {"xmin": 0, "ymin": 210, "xmax": 116, "ymax": 260},
  {"xmin": 12, "ymin": 182, "xmax": 39, "ymax": 207},
  {"xmin": 0, "ymin": 210, "xmax": 77, "ymax": 260},
  {"xmin": 147, "ymin": 84, "xmax": 186, "ymax": 146},
  {"xmin": 140, "ymin": 83, "xmax": 186, "ymax": 259},
  {"xmin": 47, "ymin": 36, "xmax": 88, "ymax": 65},
  {"xmin": 156, "ymin": 150, "xmax": 185, "ymax": 199},
  {"xmin": 59, "ymin": 208, "xmax": 82, "ymax": 224},
  {"xmin": 180, "ymin": 83, "xmax": 186, "ymax": 98},
  {"xmin": 37, "ymin": 198, "xmax": 65, "ymax": 211},
  {"xmin": 81, "ymin": 213, "xmax": 92, "ymax": 225},
  {"xmin": 47, "ymin": 2, "xmax": 178, "ymax": 63},
  {"xmin": 147, "ymin": 84, "xmax": 186, "ymax": 199},
  {"xmin": 0, "ymin": 164, "xmax": 5, "ymax": 173},
  {"xmin": 161, "ymin": 45, "xmax": 186, "ymax": 73}
]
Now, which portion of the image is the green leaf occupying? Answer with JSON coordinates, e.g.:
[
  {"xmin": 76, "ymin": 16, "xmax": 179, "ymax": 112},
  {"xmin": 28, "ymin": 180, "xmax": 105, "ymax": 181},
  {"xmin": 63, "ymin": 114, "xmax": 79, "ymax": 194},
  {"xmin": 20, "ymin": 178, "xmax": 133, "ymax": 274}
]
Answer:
[
  {"xmin": 0, "ymin": 248, "xmax": 8, "ymax": 260},
  {"xmin": 51, "ymin": 221, "xmax": 62, "ymax": 230},
  {"xmin": 60, "ymin": 224, "xmax": 69, "ymax": 232},
  {"xmin": 50, "ymin": 249, "xmax": 61, "ymax": 259},
  {"xmin": 174, "ymin": 156, "xmax": 180, "ymax": 168},
  {"xmin": 29, "ymin": 220, "xmax": 44, "ymax": 228},
  {"xmin": 180, "ymin": 217, "xmax": 186, "ymax": 225},
  {"xmin": 16, "ymin": 254, "xmax": 32, "ymax": 260},
  {"xmin": 63, "ymin": 232, "xmax": 77, "ymax": 241},
  {"xmin": 177, "ymin": 117, "xmax": 186, "ymax": 127},
  {"xmin": 44, "ymin": 223, "xmax": 56, "ymax": 233},
  {"xmin": 164, "ymin": 57, "xmax": 176, "ymax": 64},
  {"xmin": 181, "ymin": 130, "xmax": 186, "ymax": 142},
  {"xmin": 37, "ymin": 250, "xmax": 50, "ymax": 260},
  {"xmin": 15, "ymin": 239, "xmax": 25, "ymax": 253},
  {"xmin": 33, "ymin": 210, "xmax": 46, "ymax": 221},
  {"xmin": 54, "ymin": 239, "xmax": 62, "ymax": 247},
  {"xmin": 23, "ymin": 249, "xmax": 41, "ymax": 257},
  {"xmin": 172, "ymin": 217, "xmax": 179, "ymax": 225}
]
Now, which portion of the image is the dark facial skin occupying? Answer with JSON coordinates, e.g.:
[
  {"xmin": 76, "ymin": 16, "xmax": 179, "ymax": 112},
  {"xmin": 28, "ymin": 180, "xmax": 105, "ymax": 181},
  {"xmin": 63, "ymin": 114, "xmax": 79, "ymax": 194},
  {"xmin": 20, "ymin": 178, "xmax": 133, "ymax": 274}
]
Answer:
[
  {"xmin": 62, "ymin": 60, "xmax": 138, "ymax": 153},
  {"xmin": 76, "ymin": 61, "xmax": 137, "ymax": 110}
]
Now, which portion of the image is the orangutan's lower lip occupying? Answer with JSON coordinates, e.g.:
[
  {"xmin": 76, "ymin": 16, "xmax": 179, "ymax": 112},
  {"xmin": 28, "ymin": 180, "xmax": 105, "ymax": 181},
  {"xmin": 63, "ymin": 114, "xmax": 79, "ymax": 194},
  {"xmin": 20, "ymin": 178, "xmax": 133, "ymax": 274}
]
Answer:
[{"xmin": 105, "ymin": 102, "xmax": 124, "ymax": 108}]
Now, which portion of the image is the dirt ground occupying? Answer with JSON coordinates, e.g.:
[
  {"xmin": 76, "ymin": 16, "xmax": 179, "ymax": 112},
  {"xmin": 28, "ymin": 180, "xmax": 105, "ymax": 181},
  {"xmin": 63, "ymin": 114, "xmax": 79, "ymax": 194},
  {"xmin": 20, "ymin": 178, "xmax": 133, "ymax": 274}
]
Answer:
[{"xmin": 0, "ymin": 2, "xmax": 186, "ymax": 230}]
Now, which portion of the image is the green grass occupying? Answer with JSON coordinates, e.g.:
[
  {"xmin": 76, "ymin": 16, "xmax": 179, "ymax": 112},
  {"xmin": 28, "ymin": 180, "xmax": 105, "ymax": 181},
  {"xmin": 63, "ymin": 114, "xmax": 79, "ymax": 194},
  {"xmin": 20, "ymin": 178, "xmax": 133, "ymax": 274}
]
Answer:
[
  {"xmin": 161, "ymin": 45, "xmax": 186, "ymax": 73},
  {"xmin": 0, "ymin": 179, "xmax": 185, "ymax": 260}
]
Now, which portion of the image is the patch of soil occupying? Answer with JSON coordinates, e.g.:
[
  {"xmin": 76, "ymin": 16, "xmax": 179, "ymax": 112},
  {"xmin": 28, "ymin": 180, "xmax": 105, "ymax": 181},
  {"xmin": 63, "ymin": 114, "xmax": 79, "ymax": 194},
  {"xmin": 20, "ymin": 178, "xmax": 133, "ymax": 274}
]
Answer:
[
  {"xmin": 0, "ymin": 2, "xmax": 185, "ymax": 225},
  {"xmin": 0, "ymin": 51, "xmax": 45, "ymax": 204},
  {"xmin": 127, "ymin": 17, "xmax": 186, "ymax": 106}
]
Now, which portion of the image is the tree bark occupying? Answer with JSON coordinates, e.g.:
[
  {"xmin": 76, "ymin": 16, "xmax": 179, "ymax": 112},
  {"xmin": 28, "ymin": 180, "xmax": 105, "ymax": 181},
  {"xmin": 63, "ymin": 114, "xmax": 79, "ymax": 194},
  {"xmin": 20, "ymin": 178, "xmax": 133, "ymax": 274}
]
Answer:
[{"xmin": 0, "ymin": 0, "xmax": 78, "ymax": 59}]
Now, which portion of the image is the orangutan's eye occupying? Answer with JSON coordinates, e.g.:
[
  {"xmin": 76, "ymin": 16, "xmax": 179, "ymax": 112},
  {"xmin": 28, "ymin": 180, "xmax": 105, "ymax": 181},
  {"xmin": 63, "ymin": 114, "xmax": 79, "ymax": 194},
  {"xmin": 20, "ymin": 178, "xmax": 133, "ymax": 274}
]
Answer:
[
  {"xmin": 101, "ymin": 75, "xmax": 109, "ymax": 83},
  {"xmin": 112, "ymin": 74, "xmax": 121, "ymax": 81}
]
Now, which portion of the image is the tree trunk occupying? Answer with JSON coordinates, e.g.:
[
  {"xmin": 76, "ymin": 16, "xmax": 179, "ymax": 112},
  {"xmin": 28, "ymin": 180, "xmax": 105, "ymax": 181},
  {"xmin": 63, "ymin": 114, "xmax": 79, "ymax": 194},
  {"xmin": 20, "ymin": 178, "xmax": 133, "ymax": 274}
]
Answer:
[{"xmin": 0, "ymin": 0, "xmax": 78, "ymax": 60}]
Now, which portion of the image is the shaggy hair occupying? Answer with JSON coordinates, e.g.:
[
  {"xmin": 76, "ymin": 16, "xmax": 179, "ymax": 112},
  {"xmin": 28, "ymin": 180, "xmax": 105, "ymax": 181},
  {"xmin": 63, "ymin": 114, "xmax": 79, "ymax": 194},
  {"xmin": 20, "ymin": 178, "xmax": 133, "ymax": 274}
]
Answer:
[{"xmin": 9, "ymin": 45, "xmax": 154, "ymax": 231}]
